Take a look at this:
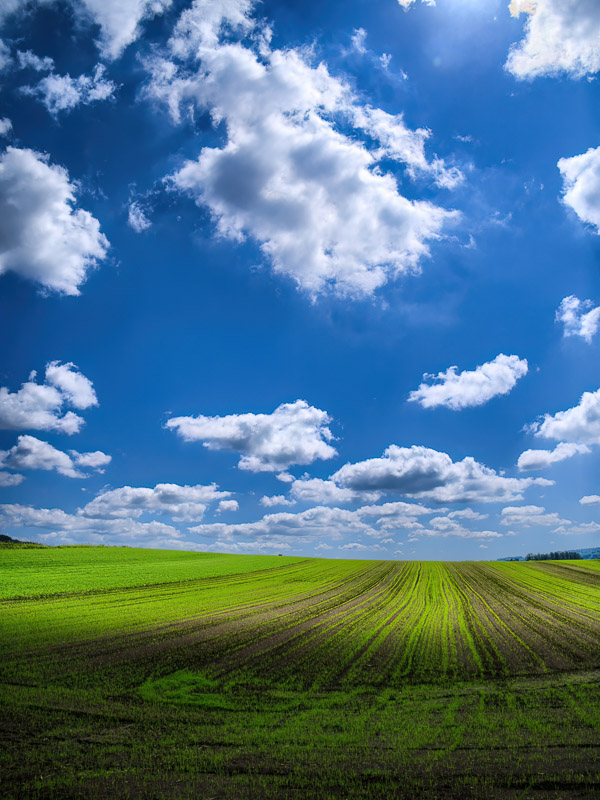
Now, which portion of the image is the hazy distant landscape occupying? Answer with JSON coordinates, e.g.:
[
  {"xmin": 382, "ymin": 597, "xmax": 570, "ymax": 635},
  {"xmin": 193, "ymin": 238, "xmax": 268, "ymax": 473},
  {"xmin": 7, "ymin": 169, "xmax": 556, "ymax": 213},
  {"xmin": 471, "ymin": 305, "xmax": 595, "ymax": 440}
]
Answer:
[{"xmin": 2, "ymin": 544, "xmax": 600, "ymax": 798}]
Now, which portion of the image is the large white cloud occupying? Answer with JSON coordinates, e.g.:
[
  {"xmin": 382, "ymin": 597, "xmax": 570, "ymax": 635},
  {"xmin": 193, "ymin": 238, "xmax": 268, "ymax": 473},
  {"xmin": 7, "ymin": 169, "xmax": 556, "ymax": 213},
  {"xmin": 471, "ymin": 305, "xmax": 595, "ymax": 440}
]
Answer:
[
  {"xmin": 81, "ymin": 482, "xmax": 231, "ymax": 521},
  {"xmin": 145, "ymin": 0, "xmax": 459, "ymax": 298},
  {"xmin": 0, "ymin": 147, "xmax": 109, "ymax": 294},
  {"xmin": 558, "ymin": 147, "xmax": 600, "ymax": 234},
  {"xmin": 506, "ymin": 0, "xmax": 600, "ymax": 80},
  {"xmin": 530, "ymin": 388, "xmax": 600, "ymax": 445},
  {"xmin": 556, "ymin": 295, "xmax": 600, "ymax": 343},
  {"xmin": 165, "ymin": 400, "xmax": 337, "ymax": 472},
  {"xmin": 408, "ymin": 354, "xmax": 528, "ymax": 410},
  {"xmin": 22, "ymin": 64, "xmax": 116, "ymax": 115},
  {"xmin": 0, "ymin": 362, "xmax": 97, "ymax": 434},
  {"xmin": 0, "ymin": 435, "xmax": 110, "ymax": 478},
  {"xmin": 331, "ymin": 445, "xmax": 551, "ymax": 503},
  {"xmin": 517, "ymin": 441, "xmax": 590, "ymax": 470}
]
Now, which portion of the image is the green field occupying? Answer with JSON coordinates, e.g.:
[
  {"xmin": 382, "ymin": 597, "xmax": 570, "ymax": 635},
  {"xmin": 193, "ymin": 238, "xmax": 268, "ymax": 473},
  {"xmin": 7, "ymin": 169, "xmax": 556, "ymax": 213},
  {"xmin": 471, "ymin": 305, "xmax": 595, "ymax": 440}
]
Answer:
[{"xmin": 2, "ymin": 546, "xmax": 600, "ymax": 799}]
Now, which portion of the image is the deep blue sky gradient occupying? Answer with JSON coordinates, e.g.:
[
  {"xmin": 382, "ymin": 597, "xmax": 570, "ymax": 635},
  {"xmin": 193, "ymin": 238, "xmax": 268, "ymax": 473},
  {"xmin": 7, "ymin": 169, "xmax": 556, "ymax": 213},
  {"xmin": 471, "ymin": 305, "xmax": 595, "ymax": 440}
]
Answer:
[{"xmin": 0, "ymin": 0, "xmax": 598, "ymax": 559}]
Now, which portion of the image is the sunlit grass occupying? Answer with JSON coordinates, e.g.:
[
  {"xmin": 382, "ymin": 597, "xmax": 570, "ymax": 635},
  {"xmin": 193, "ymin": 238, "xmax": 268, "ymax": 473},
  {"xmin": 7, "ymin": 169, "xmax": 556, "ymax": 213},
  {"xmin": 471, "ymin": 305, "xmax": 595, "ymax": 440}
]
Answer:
[{"xmin": 2, "ymin": 546, "xmax": 600, "ymax": 798}]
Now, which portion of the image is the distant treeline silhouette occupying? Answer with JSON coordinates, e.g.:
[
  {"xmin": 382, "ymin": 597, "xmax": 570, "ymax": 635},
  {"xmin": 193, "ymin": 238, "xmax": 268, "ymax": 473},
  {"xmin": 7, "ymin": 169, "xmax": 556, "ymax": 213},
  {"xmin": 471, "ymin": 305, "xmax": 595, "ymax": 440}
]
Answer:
[{"xmin": 525, "ymin": 551, "xmax": 582, "ymax": 561}]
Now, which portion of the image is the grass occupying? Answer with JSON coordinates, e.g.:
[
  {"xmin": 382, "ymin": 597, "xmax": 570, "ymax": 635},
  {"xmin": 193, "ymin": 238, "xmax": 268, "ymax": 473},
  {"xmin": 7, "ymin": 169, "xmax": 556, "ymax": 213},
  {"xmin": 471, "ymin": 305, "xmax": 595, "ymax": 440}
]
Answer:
[
  {"xmin": 2, "ymin": 545, "xmax": 600, "ymax": 798},
  {"xmin": 0, "ymin": 545, "xmax": 301, "ymax": 598}
]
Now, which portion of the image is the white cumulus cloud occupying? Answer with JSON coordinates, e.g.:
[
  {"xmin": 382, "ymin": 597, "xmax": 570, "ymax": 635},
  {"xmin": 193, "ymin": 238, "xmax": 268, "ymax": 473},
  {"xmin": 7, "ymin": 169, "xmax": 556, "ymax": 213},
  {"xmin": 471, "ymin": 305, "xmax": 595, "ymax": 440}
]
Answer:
[
  {"xmin": 218, "ymin": 499, "xmax": 238, "ymax": 512},
  {"xmin": 556, "ymin": 295, "xmax": 600, "ymax": 343},
  {"xmin": 0, "ymin": 435, "xmax": 110, "ymax": 478},
  {"xmin": 190, "ymin": 502, "xmax": 434, "ymax": 546},
  {"xmin": 554, "ymin": 521, "xmax": 600, "ymax": 535},
  {"xmin": 349, "ymin": 105, "xmax": 463, "ymax": 189},
  {"xmin": 22, "ymin": 64, "xmax": 116, "ymax": 115},
  {"xmin": 71, "ymin": 450, "xmax": 111, "ymax": 471},
  {"xmin": 165, "ymin": 400, "xmax": 336, "ymax": 472},
  {"xmin": 530, "ymin": 388, "xmax": 600, "ymax": 445},
  {"xmin": 289, "ymin": 477, "xmax": 381, "ymax": 505},
  {"xmin": 44, "ymin": 361, "xmax": 97, "ymax": 410},
  {"xmin": 190, "ymin": 505, "xmax": 372, "ymax": 542},
  {"xmin": 0, "ymin": 147, "xmax": 109, "ymax": 294},
  {"xmin": 260, "ymin": 494, "xmax": 294, "ymax": 507},
  {"xmin": 340, "ymin": 542, "xmax": 370, "ymax": 551},
  {"xmin": 500, "ymin": 504, "xmax": 570, "ymax": 527},
  {"xmin": 558, "ymin": 146, "xmax": 600, "ymax": 234},
  {"xmin": 0, "ymin": 471, "xmax": 24, "ymax": 487},
  {"xmin": 0, "ymin": 118, "xmax": 12, "ymax": 137},
  {"xmin": 420, "ymin": 528, "xmax": 502, "ymax": 540},
  {"xmin": 506, "ymin": 0, "xmax": 600, "ymax": 79},
  {"xmin": 357, "ymin": 501, "xmax": 437, "ymax": 533},
  {"xmin": 447, "ymin": 508, "xmax": 488, "ymax": 520},
  {"xmin": 145, "ymin": 0, "xmax": 458, "ymax": 298},
  {"xmin": 81, "ymin": 482, "xmax": 230, "ymax": 521},
  {"xmin": 0, "ymin": 362, "xmax": 97, "ymax": 434},
  {"xmin": 331, "ymin": 445, "xmax": 551, "ymax": 504},
  {"xmin": 408, "ymin": 354, "xmax": 528, "ymax": 410},
  {"xmin": 429, "ymin": 515, "xmax": 479, "ymax": 532},
  {"xmin": 580, "ymin": 494, "xmax": 600, "ymax": 505},
  {"xmin": 517, "ymin": 441, "xmax": 591, "ymax": 470}
]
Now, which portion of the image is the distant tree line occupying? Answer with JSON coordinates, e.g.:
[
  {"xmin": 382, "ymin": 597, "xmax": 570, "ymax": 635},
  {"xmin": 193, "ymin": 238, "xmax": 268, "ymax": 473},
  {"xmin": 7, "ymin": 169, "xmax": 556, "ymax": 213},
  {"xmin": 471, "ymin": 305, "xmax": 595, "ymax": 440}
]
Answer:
[
  {"xmin": 0, "ymin": 533, "xmax": 44, "ymax": 548},
  {"xmin": 525, "ymin": 551, "xmax": 582, "ymax": 561}
]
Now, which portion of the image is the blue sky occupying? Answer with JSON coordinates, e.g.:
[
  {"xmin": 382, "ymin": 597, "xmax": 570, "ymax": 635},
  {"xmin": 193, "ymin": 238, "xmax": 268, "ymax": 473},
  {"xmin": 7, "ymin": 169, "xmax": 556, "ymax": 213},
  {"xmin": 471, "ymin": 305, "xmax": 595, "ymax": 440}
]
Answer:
[{"xmin": 0, "ymin": 0, "xmax": 599, "ymax": 559}]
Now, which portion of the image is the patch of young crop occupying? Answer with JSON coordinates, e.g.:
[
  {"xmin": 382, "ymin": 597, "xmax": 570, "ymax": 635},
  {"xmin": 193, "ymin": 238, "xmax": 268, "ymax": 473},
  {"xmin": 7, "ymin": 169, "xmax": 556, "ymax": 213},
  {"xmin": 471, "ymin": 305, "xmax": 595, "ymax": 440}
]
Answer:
[
  {"xmin": 0, "ymin": 545, "xmax": 304, "ymax": 599},
  {"xmin": 3, "ymin": 548, "xmax": 600, "ymax": 798}
]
